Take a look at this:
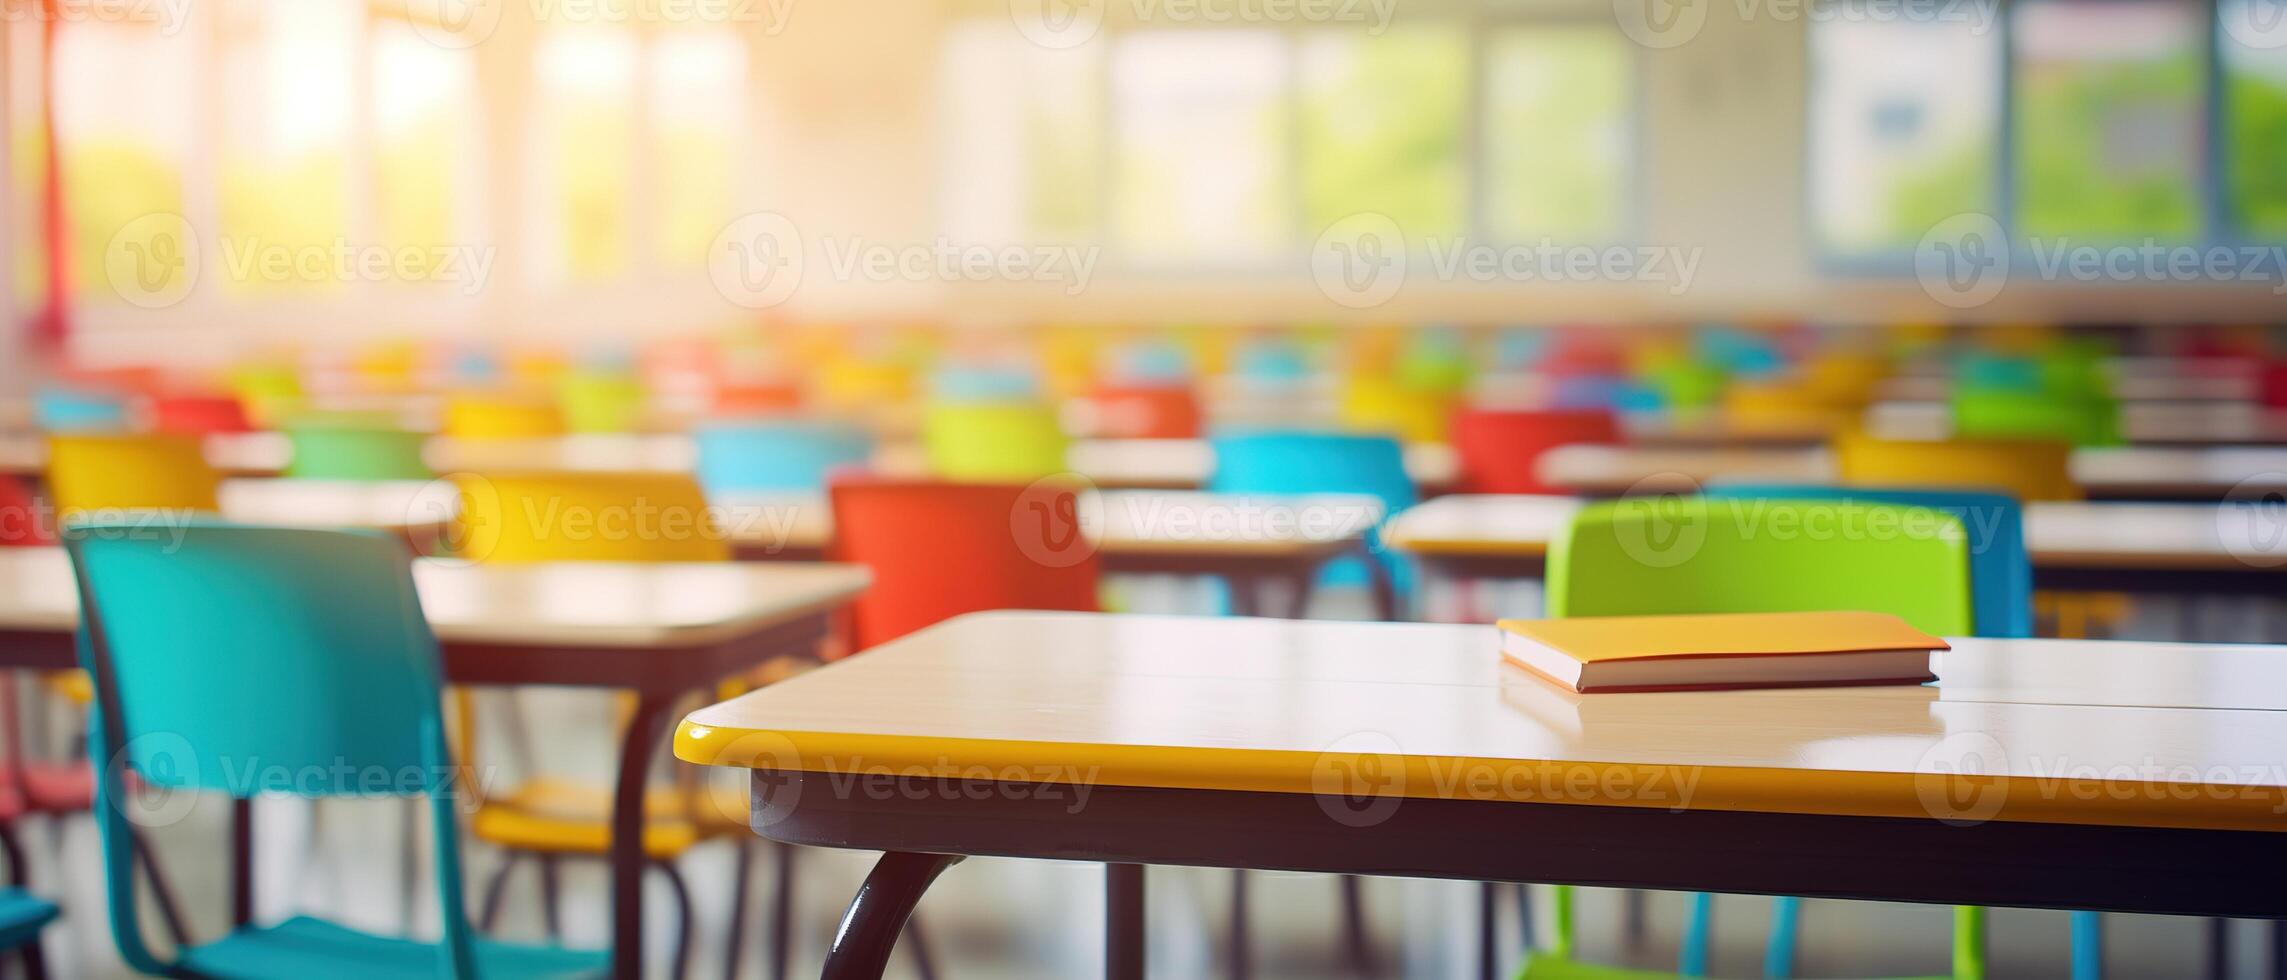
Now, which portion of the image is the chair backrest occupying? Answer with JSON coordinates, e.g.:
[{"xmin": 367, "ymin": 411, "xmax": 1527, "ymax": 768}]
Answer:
[
  {"xmin": 829, "ymin": 480, "xmax": 1099, "ymax": 649},
  {"xmin": 150, "ymin": 394, "xmax": 254, "ymax": 435},
  {"xmin": 45, "ymin": 434, "xmax": 221, "ymax": 519},
  {"xmin": 1704, "ymin": 484, "xmax": 2030, "ymax": 637},
  {"xmin": 556, "ymin": 371, "xmax": 647, "ymax": 434},
  {"xmin": 694, "ymin": 420, "xmax": 873, "ymax": 494},
  {"xmin": 920, "ymin": 402, "xmax": 1070, "ymax": 481},
  {"xmin": 1450, "ymin": 409, "xmax": 1621, "ymax": 495},
  {"xmin": 65, "ymin": 523, "xmax": 478, "ymax": 977},
  {"xmin": 442, "ymin": 393, "xmax": 564, "ymax": 440},
  {"xmin": 1207, "ymin": 430, "xmax": 1417, "ymax": 515},
  {"xmin": 34, "ymin": 387, "xmax": 130, "ymax": 432},
  {"xmin": 0, "ymin": 477, "xmax": 48, "ymax": 547},
  {"xmin": 712, "ymin": 382, "xmax": 804, "ymax": 416},
  {"xmin": 284, "ymin": 423, "xmax": 435, "ymax": 481},
  {"xmin": 1084, "ymin": 385, "xmax": 1203, "ymax": 440},
  {"xmin": 1950, "ymin": 387, "xmax": 2119, "ymax": 446},
  {"xmin": 453, "ymin": 472, "xmax": 728, "ymax": 563},
  {"xmin": 1338, "ymin": 375, "xmax": 1454, "ymax": 444},
  {"xmin": 2261, "ymin": 360, "xmax": 2287, "ymax": 409},
  {"xmin": 1832, "ymin": 433, "xmax": 2082, "ymax": 502},
  {"xmin": 1546, "ymin": 498, "xmax": 1974, "ymax": 636}
]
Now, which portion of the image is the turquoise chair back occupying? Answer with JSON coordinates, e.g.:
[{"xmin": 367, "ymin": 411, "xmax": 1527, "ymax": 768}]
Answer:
[
  {"xmin": 66, "ymin": 523, "xmax": 478, "ymax": 977},
  {"xmin": 1706, "ymin": 484, "xmax": 2031, "ymax": 638},
  {"xmin": 1209, "ymin": 431, "xmax": 1416, "ymax": 597},
  {"xmin": 694, "ymin": 420, "xmax": 873, "ymax": 494},
  {"xmin": 36, "ymin": 387, "xmax": 131, "ymax": 432}
]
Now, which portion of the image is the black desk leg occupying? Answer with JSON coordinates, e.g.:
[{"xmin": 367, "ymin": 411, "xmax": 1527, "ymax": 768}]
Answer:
[
  {"xmin": 1479, "ymin": 881, "xmax": 1499, "ymax": 980},
  {"xmin": 611, "ymin": 691, "xmax": 678, "ymax": 980},
  {"xmin": 823, "ymin": 852, "xmax": 962, "ymax": 980},
  {"xmin": 1108, "ymin": 863, "xmax": 1145, "ymax": 980}
]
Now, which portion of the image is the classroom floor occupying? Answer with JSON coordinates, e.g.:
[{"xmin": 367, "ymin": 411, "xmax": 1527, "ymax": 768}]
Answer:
[{"xmin": 16, "ymin": 581, "xmax": 2283, "ymax": 979}]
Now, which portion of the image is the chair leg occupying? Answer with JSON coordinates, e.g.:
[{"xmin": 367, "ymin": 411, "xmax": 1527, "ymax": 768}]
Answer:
[
  {"xmin": 2206, "ymin": 917, "xmax": 2229, "ymax": 980},
  {"xmin": 1228, "ymin": 869, "xmax": 1250, "ymax": 980},
  {"xmin": 538, "ymin": 855, "xmax": 564, "ymax": 941},
  {"xmin": 651, "ymin": 858, "xmax": 696, "ymax": 980},
  {"xmin": 2070, "ymin": 910, "xmax": 2102, "ymax": 980},
  {"xmin": 1622, "ymin": 889, "xmax": 1647, "ymax": 947},
  {"xmin": 1340, "ymin": 875, "xmax": 1373, "ymax": 974},
  {"xmin": 478, "ymin": 851, "xmax": 522, "ymax": 933},
  {"xmin": 19, "ymin": 939, "xmax": 47, "ymax": 980},
  {"xmin": 129, "ymin": 828, "xmax": 192, "ymax": 948},
  {"xmin": 1679, "ymin": 892, "xmax": 1713, "ymax": 976},
  {"xmin": 1764, "ymin": 896, "xmax": 1801, "ymax": 979},
  {"xmin": 1513, "ymin": 883, "xmax": 1534, "ymax": 951},
  {"xmin": 1478, "ymin": 881, "xmax": 1499, "ymax": 980},
  {"xmin": 903, "ymin": 912, "xmax": 940, "ymax": 980},
  {"xmin": 1953, "ymin": 905, "xmax": 1987, "ymax": 980},
  {"xmin": 722, "ymin": 840, "xmax": 754, "ymax": 980},
  {"xmin": 770, "ymin": 841, "xmax": 797, "ymax": 980}
]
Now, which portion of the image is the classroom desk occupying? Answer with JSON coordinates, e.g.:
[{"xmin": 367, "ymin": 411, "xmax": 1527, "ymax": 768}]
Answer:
[
  {"xmin": 1383, "ymin": 494, "xmax": 2287, "ymax": 596},
  {"xmin": 0, "ymin": 432, "xmax": 290, "ymax": 478},
  {"xmin": 0, "ymin": 549, "xmax": 868, "ymax": 980},
  {"xmin": 1536, "ymin": 444, "xmax": 2287, "ymax": 501},
  {"xmin": 714, "ymin": 490, "xmax": 1389, "ymax": 617},
  {"xmin": 674, "ymin": 611, "xmax": 2287, "ymax": 979}
]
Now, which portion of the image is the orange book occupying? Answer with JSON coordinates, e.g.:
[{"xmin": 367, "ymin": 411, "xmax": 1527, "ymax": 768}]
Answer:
[{"xmin": 1497, "ymin": 611, "xmax": 1947, "ymax": 694}]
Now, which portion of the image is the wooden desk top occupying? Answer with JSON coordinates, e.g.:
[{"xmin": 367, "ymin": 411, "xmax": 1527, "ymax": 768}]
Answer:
[
  {"xmin": 715, "ymin": 490, "xmax": 1384, "ymax": 560},
  {"xmin": 0, "ymin": 548, "xmax": 869, "ymax": 650},
  {"xmin": 1384, "ymin": 494, "xmax": 2287, "ymax": 572},
  {"xmin": 677, "ymin": 611, "xmax": 2287, "ymax": 831}
]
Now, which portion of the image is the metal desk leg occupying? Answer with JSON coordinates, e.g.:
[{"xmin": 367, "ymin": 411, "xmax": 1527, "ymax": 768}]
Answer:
[
  {"xmin": 611, "ymin": 691, "xmax": 677, "ymax": 980},
  {"xmin": 822, "ymin": 852, "xmax": 962, "ymax": 980},
  {"xmin": 1107, "ymin": 863, "xmax": 1144, "ymax": 980}
]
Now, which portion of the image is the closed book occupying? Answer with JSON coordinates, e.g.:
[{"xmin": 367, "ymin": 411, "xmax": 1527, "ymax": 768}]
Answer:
[{"xmin": 1497, "ymin": 611, "xmax": 1946, "ymax": 694}]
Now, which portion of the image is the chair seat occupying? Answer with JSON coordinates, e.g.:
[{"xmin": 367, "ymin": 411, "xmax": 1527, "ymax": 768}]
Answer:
[
  {"xmin": 0, "ymin": 761, "xmax": 98, "ymax": 820},
  {"xmin": 471, "ymin": 778, "xmax": 748, "ymax": 858},
  {"xmin": 181, "ymin": 915, "xmax": 607, "ymax": 980},
  {"xmin": 1517, "ymin": 951, "xmax": 1688, "ymax": 979},
  {"xmin": 0, "ymin": 887, "xmax": 60, "ymax": 951}
]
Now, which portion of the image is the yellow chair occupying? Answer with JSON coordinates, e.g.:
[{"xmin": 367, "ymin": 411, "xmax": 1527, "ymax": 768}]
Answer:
[
  {"xmin": 920, "ymin": 401, "xmax": 1070, "ymax": 481},
  {"xmin": 45, "ymin": 433, "xmax": 221, "ymax": 520},
  {"xmin": 1832, "ymin": 434, "xmax": 2082, "ymax": 502},
  {"xmin": 447, "ymin": 472, "xmax": 751, "ymax": 980},
  {"xmin": 554, "ymin": 371, "xmax": 648, "ymax": 435},
  {"xmin": 1338, "ymin": 375, "xmax": 1454, "ymax": 444},
  {"xmin": 442, "ymin": 393, "xmax": 564, "ymax": 441}
]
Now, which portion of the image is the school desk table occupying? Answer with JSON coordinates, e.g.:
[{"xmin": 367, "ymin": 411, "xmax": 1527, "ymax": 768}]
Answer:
[
  {"xmin": 0, "ymin": 432, "xmax": 290, "ymax": 478},
  {"xmin": 1383, "ymin": 494, "xmax": 2287, "ymax": 597},
  {"xmin": 0, "ymin": 549, "xmax": 868, "ymax": 980},
  {"xmin": 674, "ymin": 611, "xmax": 2287, "ymax": 980},
  {"xmin": 1536, "ymin": 444, "xmax": 2287, "ymax": 501},
  {"xmin": 713, "ymin": 490, "xmax": 1390, "ymax": 617}
]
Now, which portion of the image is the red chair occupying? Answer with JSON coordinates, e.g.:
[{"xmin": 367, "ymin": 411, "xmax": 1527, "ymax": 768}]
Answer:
[
  {"xmin": 0, "ymin": 479, "xmax": 46, "ymax": 547},
  {"xmin": 1451, "ymin": 409, "xmax": 1622, "ymax": 494},
  {"xmin": 151, "ymin": 394, "xmax": 254, "ymax": 434},
  {"xmin": 713, "ymin": 382, "xmax": 804, "ymax": 416},
  {"xmin": 829, "ymin": 480, "xmax": 1100, "ymax": 650},
  {"xmin": 2261, "ymin": 360, "xmax": 2287, "ymax": 409},
  {"xmin": 1084, "ymin": 384, "xmax": 1203, "ymax": 439}
]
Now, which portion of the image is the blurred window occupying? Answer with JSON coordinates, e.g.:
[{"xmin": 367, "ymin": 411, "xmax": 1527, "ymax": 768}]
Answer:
[{"xmin": 1810, "ymin": 6, "xmax": 2000, "ymax": 252}]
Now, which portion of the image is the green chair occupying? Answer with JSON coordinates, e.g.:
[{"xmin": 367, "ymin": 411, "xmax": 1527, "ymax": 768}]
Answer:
[
  {"xmin": 66, "ymin": 521, "xmax": 607, "ymax": 979},
  {"xmin": 919, "ymin": 401, "xmax": 1069, "ymax": 481},
  {"xmin": 284, "ymin": 422, "xmax": 434, "ymax": 481},
  {"xmin": 1531, "ymin": 497, "xmax": 1976, "ymax": 980},
  {"xmin": 1950, "ymin": 387, "xmax": 2119, "ymax": 447},
  {"xmin": 557, "ymin": 371, "xmax": 648, "ymax": 435}
]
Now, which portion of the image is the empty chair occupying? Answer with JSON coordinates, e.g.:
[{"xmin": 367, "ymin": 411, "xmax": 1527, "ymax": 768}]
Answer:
[
  {"xmin": 1833, "ymin": 433, "xmax": 2081, "ymax": 502},
  {"xmin": 1337, "ymin": 375, "xmax": 1453, "ymax": 443},
  {"xmin": 1208, "ymin": 430, "xmax": 1416, "ymax": 618},
  {"xmin": 0, "ymin": 818, "xmax": 57, "ymax": 976},
  {"xmin": 1951, "ymin": 387, "xmax": 2119, "ymax": 446},
  {"xmin": 1083, "ymin": 385, "xmax": 1203, "ymax": 440},
  {"xmin": 151, "ymin": 394, "xmax": 255, "ymax": 434},
  {"xmin": 711, "ymin": 382, "xmax": 804, "ymax": 416},
  {"xmin": 34, "ymin": 386, "xmax": 130, "ymax": 432},
  {"xmin": 442, "ymin": 394, "xmax": 565, "ymax": 441},
  {"xmin": 830, "ymin": 479, "xmax": 1100, "ymax": 649},
  {"xmin": 65, "ymin": 522, "xmax": 608, "ymax": 979},
  {"xmin": 556, "ymin": 371, "xmax": 647, "ymax": 435},
  {"xmin": 0, "ymin": 478, "xmax": 47, "ymax": 546},
  {"xmin": 694, "ymin": 420, "xmax": 873, "ymax": 495},
  {"xmin": 452, "ymin": 472, "xmax": 727, "ymax": 564},
  {"xmin": 1450, "ymin": 409, "xmax": 1621, "ymax": 495},
  {"xmin": 919, "ymin": 402, "xmax": 1069, "ymax": 482},
  {"xmin": 45, "ymin": 434, "xmax": 222, "ymax": 521},
  {"xmin": 284, "ymin": 423, "xmax": 434, "ymax": 481}
]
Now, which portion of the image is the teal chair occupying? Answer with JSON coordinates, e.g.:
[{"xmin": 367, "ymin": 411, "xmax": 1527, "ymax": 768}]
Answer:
[
  {"xmin": 66, "ymin": 521, "xmax": 608, "ymax": 979},
  {"xmin": 35, "ymin": 387, "xmax": 131, "ymax": 432},
  {"xmin": 0, "ymin": 823, "xmax": 58, "ymax": 976},
  {"xmin": 693, "ymin": 420, "xmax": 873, "ymax": 494},
  {"xmin": 1207, "ymin": 430, "xmax": 1416, "ymax": 619},
  {"xmin": 1539, "ymin": 498, "xmax": 1979, "ymax": 980}
]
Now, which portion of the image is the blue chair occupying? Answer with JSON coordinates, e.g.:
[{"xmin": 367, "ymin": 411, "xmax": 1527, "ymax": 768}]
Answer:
[
  {"xmin": 1701, "ymin": 485, "xmax": 2096, "ymax": 980},
  {"xmin": 35, "ymin": 386, "xmax": 131, "ymax": 432},
  {"xmin": 928, "ymin": 365, "xmax": 1038, "ymax": 402},
  {"xmin": 1208, "ymin": 431, "xmax": 1416, "ymax": 619},
  {"xmin": 66, "ymin": 521, "xmax": 608, "ymax": 979},
  {"xmin": 694, "ymin": 420, "xmax": 874, "ymax": 494},
  {"xmin": 0, "ymin": 824, "xmax": 58, "ymax": 976}
]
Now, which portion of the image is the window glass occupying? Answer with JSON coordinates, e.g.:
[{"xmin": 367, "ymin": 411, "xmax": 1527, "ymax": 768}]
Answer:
[
  {"xmin": 1810, "ymin": 7, "xmax": 1999, "ymax": 251},
  {"xmin": 1298, "ymin": 27, "xmax": 1468, "ymax": 241},
  {"xmin": 1110, "ymin": 31, "xmax": 1292, "ymax": 261},
  {"xmin": 2014, "ymin": 1, "xmax": 2204, "ymax": 241},
  {"xmin": 2222, "ymin": 0, "xmax": 2287, "ymax": 238},
  {"xmin": 1483, "ymin": 26, "xmax": 1634, "ymax": 242}
]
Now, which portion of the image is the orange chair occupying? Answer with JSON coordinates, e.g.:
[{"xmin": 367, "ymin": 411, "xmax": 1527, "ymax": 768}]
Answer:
[
  {"xmin": 0, "ymin": 478, "xmax": 47, "ymax": 546},
  {"xmin": 711, "ymin": 382, "xmax": 804, "ymax": 417},
  {"xmin": 1084, "ymin": 384, "xmax": 1203, "ymax": 440},
  {"xmin": 1832, "ymin": 433, "xmax": 2082, "ymax": 502},
  {"xmin": 829, "ymin": 480, "xmax": 1101, "ymax": 650},
  {"xmin": 1450, "ymin": 409, "xmax": 1621, "ymax": 495},
  {"xmin": 150, "ymin": 394, "xmax": 254, "ymax": 435}
]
